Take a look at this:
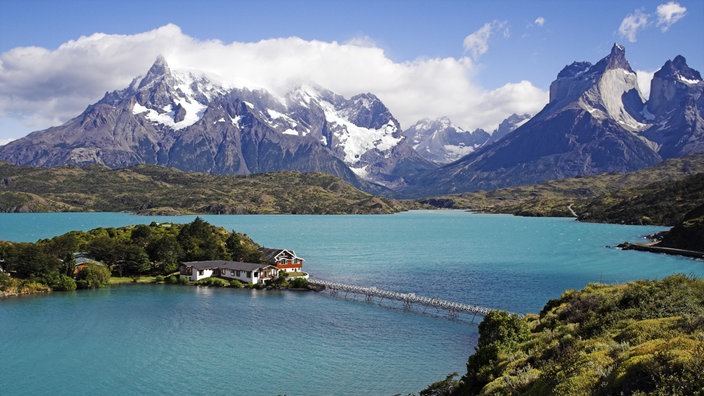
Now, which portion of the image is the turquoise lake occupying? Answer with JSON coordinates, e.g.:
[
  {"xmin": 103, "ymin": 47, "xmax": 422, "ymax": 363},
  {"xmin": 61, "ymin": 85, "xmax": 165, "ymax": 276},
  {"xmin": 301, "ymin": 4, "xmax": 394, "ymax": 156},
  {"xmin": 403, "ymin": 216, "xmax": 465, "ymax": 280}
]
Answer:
[{"xmin": 1, "ymin": 211, "xmax": 702, "ymax": 395}]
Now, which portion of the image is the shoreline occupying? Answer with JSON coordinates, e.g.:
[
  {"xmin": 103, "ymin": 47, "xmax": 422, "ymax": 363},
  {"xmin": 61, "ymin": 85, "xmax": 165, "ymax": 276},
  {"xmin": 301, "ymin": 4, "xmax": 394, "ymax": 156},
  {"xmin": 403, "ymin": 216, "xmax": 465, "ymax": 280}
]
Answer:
[{"xmin": 617, "ymin": 242, "xmax": 704, "ymax": 260}]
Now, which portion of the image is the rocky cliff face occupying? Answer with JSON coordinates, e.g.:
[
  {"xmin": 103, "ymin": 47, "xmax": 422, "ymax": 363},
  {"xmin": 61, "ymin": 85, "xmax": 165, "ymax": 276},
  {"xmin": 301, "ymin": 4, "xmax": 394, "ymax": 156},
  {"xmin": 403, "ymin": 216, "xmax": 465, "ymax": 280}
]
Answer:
[
  {"xmin": 643, "ymin": 55, "xmax": 704, "ymax": 158},
  {"xmin": 398, "ymin": 44, "xmax": 683, "ymax": 197},
  {"xmin": 0, "ymin": 57, "xmax": 434, "ymax": 190}
]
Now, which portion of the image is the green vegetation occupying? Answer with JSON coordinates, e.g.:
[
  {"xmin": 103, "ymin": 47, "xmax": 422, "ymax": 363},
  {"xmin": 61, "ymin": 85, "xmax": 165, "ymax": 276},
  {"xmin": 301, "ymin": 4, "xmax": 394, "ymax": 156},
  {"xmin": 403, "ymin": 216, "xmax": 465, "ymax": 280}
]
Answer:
[
  {"xmin": 575, "ymin": 173, "xmax": 704, "ymax": 226},
  {"xmin": 0, "ymin": 162, "xmax": 418, "ymax": 214},
  {"xmin": 421, "ymin": 154, "xmax": 704, "ymax": 226},
  {"xmin": 421, "ymin": 275, "xmax": 704, "ymax": 395},
  {"xmin": 659, "ymin": 205, "xmax": 704, "ymax": 252},
  {"xmin": 0, "ymin": 218, "xmax": 265, "ymax": 295}
]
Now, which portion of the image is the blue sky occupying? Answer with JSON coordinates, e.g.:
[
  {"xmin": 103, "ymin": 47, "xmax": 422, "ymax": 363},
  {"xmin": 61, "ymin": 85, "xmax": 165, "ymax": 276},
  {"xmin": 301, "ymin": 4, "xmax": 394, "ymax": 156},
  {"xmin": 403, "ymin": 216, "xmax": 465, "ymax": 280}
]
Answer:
[{"xmin": 0, "ymin": 0, "xmax": 702, "ymax": 144}]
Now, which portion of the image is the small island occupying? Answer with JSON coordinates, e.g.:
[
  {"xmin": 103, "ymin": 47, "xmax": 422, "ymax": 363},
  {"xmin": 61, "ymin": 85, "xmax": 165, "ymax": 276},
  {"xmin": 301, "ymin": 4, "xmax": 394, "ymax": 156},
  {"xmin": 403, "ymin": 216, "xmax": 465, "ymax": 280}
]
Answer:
[{"xmin": 0, "ymin": 217, "xmax": 311, "ymax": 297}]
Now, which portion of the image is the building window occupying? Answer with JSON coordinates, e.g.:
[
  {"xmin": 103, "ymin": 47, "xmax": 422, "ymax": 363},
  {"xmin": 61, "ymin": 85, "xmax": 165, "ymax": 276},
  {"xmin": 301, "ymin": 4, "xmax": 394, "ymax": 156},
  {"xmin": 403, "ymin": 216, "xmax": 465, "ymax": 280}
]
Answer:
[
  {"xmin": 247, "ymin": 271, "xmax": 252, "ymax": 278},
  {"xmin": 236, "ymin": 270, "xmax": 241, "ymax": 277},
  {"xmin": 198, "ymin": 270, "xmax": 204, "ymax": 275}
]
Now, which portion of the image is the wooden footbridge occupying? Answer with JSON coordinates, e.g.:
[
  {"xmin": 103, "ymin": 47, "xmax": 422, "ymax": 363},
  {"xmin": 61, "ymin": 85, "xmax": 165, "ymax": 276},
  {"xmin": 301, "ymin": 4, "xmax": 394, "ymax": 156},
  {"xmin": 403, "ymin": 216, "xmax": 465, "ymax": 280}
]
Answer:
[{"xmin": 308, "ymin": 279, "xmax": 503, "ymax": 321}]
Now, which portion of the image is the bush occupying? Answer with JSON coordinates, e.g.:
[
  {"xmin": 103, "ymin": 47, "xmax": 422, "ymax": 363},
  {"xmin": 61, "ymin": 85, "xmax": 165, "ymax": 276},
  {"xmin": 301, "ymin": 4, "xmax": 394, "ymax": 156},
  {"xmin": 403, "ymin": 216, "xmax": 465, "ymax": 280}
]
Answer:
[
  {"xmin": 165, "ymin": 275, "xmax": 179, "ymax": 284},
  {"xmin": 289, "ymin": 277, "xmax": 309, "ymax": 289},
  {"xmin": 52, "ymin": 274, "xmax": 77, "ymax": 291},
  {"xmin": 177, "ymin": 276, "xmax": 190, "ymax": 285},
  {"xmin": 0, "ymin": 272, "xmax": 14, "ymax": 290},
  {"xmin": 195, "ymin": 277, "xmax": 229, "ymax": 287},
  {"xmin": 154, "ymin": 275, "xmax": 164, "ymax": 283},
  {"xmin": 18, "ymin": 280, "xmax": 51, "ymax": 294},
  {"xmin": 229, "ymin": 279, "xmax": 244, "ymax": 288},
  {"xmin": 75, "ymin": 264, "xmax": 111, "ymax": 289}
]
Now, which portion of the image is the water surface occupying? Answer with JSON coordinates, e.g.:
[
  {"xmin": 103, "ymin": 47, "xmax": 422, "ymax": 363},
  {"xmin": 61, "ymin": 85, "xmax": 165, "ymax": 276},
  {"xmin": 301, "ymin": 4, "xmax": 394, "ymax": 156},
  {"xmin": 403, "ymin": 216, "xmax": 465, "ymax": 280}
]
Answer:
[{"xmin": 1, "ymin": 211, "xmax": 701, "ymax": 395}]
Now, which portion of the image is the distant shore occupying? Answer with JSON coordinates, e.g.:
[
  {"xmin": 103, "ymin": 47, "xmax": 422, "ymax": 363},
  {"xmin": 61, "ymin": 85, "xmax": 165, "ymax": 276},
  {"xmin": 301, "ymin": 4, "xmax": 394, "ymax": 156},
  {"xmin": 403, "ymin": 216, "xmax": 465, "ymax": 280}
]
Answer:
[{"xmin": 617, "ymin": 242, "xmax": 704, "ymax": 260}]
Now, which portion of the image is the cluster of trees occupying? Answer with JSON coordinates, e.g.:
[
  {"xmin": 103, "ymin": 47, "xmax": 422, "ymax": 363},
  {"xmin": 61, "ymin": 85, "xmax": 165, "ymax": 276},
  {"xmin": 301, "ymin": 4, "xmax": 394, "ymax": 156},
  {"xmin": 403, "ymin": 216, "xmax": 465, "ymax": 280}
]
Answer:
[
  {"xmin": 0, "ymin": 218, "xmax": 264, "ymax": 292},
  {"xmin": 420, "ymin": 274, "xmax": 704, "ymax": 395}
]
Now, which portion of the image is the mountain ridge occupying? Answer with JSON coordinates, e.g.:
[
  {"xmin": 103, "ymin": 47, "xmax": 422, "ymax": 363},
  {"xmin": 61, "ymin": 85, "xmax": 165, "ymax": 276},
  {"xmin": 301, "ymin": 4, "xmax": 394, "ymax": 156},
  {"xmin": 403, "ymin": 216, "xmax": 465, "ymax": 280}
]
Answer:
[
  {"xmin": 0, "ymin": 44, "xmax": 702, "ymax": 198},
  {"xmin": 396, "ymin": 44, "xmax": 703, "ymax": 197}
]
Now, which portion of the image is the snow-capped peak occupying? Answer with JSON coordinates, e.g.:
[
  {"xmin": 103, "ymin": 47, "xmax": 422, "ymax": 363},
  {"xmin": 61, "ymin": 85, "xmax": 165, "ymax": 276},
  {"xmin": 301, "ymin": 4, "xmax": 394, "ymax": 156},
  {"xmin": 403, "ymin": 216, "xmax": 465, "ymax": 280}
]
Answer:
[{"xmin": 126, "ymin": 56, "xmax": 228, "ymax": 131}]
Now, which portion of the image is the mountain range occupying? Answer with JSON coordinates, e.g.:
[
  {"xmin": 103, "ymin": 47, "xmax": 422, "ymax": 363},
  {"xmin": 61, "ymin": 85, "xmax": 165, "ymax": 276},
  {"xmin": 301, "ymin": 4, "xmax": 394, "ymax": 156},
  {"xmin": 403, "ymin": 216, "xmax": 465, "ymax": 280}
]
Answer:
[{"xmin": 0, "ymin": 44, "xmax": 702, "ymax": 198}]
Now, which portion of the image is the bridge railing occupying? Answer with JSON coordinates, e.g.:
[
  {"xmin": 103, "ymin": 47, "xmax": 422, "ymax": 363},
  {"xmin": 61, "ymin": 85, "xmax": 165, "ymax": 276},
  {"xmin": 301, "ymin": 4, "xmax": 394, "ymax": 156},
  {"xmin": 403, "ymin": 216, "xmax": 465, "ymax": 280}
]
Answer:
[{"xmin": 308, "ymin": 279, "xmax": 506, "ymax": 319}]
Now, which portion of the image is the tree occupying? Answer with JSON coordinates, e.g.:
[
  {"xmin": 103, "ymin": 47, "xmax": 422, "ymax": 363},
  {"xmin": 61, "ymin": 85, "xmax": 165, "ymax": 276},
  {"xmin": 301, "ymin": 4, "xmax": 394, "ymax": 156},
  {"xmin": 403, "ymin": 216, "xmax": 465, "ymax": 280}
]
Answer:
[
  {"xmin": 44, "ymin": 233, "xmax": 81, "ymax": 259},
  {"xmin": 460, "ymin": 311, "xmax": 529, "ymax": 395},
  {"xmin": 6, "ymin": 243, "xmax": 61, "ymax": 279},
  {"xmin": 226, "ymin": 231, "xmax": 264, "ymax": 263},
  {"xmin": 146, "ymin": 234, "xmax": 183, "ymax": 275},
  {"xmin": 115, "ymin": 244, "xmax": 151, "ymax": 276},
  {"xmin": 420, "ymin": 372, "xmax": 459, "ymax": 396},
  {"xmin": 75, "ymin": 264, "xmax": 111, "ymax": 289},
  {"xmin": 87, "ymin": 236, "xmax": 119, "ymax": 264},
  {"xmin": 130, "ymin": 224, "xmax": 153, "ymax": 247},
  {"xmin": 177, "ymin": 217, "xmax": 228, "ymax": 261},
  {"xmin": 50, "ymin": 274, "xmax": 77, "ymax": 291},
  {"xmin": 60, "ymin": 252, "xmax": 76, "ymax": 277}
]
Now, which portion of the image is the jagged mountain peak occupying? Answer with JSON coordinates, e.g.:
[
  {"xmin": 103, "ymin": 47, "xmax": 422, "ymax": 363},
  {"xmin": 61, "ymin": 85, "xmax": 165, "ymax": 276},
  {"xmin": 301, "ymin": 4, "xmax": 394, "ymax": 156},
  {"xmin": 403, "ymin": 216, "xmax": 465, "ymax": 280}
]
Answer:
[
  {"xmin": 547, "ymin": 44, "xmax": 644, "ymax": 130},
  {"xmin": 590, "ymin": 43, "xmax": 633, "ymax": 75},
  {"xmin": 655, "ymin": 55, "xmax": 702, "ymax": 83},
  {"xmin": 648, "ymin": 55, "xmax": 704, "ymax": 117},
  {"xmin": 605, "ymin": 43, "xmax": 632, "ymax": 72},
  {"xmin": 553, "ymin": 44, "xmax": 632, "ymax": 85},
  {"xmin": 138, "ymin": 55, "xmax": 173, "ymax": 90}
]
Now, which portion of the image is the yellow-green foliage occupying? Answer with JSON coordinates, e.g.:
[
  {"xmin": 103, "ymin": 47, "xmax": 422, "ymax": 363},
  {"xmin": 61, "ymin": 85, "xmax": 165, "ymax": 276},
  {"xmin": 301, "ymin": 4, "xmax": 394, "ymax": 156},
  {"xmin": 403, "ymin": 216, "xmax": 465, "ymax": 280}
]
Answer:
[
  {"xmin": 617, "ymin": 317, "xmax": 685, "ymax": 345},
  {"xmin": 458, "ymin": 275, "xmax": 704, "ymax": 396}
]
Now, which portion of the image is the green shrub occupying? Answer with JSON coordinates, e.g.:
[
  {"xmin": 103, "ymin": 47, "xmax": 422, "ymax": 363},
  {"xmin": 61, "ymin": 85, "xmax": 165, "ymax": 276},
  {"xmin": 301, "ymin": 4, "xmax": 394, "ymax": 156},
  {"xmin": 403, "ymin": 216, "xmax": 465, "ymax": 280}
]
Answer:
[
  {"xmin": 75, "ymin": 264, "xmax": 111, "ymax": 289},
  {"xmin": 195, "ymin": 277, "xmax": 229, "ymax": 287},
  {"xmin": 165, "ymin": 275, "xmax": 179, "ymax": 284},
  {"xmin": 0, "ymin": 272, "xmax": 15, "ymax": 290},
  {"xmin": 52, "ymin": 274, "xmax": 77, "ymax": 291},
  {"xmin": 453, "ymin": 275, "xmax": 704, "ymax": 396},
  {"xmin": 229, "ymin": 279, "xmax": 244, "ymax": 288},
  {"xmin": 18, "ymin": 280, "xmax": 51, "ymax": 294},
  {"xmin": 154, "ymin": 275, "xmax": 164, "ymax": 283},
  {"xmin": 289, "ymin": 277, "xmax": 309, "ymax": 289}
]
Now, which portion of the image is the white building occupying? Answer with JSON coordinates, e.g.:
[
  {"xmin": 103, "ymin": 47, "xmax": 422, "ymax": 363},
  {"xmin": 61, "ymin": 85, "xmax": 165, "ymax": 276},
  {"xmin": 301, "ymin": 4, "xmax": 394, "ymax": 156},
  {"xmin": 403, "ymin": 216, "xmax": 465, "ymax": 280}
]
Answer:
[{"xmin": 179, "ymin": 261, "xmax": 278, "ymax": 284}]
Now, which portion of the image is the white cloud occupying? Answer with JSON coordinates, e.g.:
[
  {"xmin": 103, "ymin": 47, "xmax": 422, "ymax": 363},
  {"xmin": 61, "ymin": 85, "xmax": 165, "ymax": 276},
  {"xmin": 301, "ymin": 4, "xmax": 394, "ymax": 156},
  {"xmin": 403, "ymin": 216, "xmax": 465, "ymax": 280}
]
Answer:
[
  {"xmin": 534, "ymin": 17, "xmax": 545, "ymax": 27},
  {"xmin": 656, "ymin": 1, "xmax": 687, "ymax": 31},
  {"xmin": 636, "ymin": 69, "xmax": 656, "ymax": 99},
  {"xmin": 618, "ymin": 2, "xmax": 687, "ymax": 43},
  {"xmin": 619, "ymin": 9, "xmax": 649, "ymax": 42},
  {"xmin": 0, "ymin": 23, "xmax": 547, "ymax": 140},
  {"xmin": 463, "ymin": 20, "xmax": 508, "ymax": 60}
]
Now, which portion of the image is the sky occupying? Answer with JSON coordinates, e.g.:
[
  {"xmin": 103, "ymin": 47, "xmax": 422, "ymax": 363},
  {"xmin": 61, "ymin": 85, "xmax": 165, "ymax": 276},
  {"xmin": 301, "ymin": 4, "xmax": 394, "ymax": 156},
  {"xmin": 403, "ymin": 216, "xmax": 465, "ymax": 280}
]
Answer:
[{"xmin": 0, "ymin": 0, "xmax": 702, "ymax": 145}]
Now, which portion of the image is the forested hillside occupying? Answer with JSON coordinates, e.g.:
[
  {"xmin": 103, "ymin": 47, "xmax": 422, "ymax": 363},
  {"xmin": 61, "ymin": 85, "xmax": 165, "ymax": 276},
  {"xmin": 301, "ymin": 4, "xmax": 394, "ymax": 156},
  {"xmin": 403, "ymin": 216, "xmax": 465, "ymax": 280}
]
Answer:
[{"xmin": 0, "ymin": 162, "xmax": 415, "ymax": 214}]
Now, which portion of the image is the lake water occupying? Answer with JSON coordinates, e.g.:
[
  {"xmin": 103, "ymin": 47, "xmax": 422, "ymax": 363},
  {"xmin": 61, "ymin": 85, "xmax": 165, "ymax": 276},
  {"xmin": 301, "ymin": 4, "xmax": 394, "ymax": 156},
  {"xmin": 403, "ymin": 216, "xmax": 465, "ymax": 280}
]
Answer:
[{"xmin": 1, "ymin": 211, "xmax": 702, "ymax": 395}]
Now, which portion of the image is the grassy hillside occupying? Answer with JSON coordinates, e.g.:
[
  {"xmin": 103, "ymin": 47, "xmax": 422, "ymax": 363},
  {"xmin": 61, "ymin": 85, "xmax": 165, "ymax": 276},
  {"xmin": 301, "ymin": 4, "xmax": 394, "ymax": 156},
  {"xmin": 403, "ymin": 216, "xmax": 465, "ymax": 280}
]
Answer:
[
  {"xmin": 424, "ymin": 275, "xmax": 704, "ymax": 395},
  {"xmin": 420, "ymin": 154, "xmax": 704, "ymax": 226},
  {"xmin": 574, "ymin": 173, "xmax": 704, "ymax": 225},
  {"xmin": 0, "ymin": 163, "xmax": 418, "ymax": 214}
]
